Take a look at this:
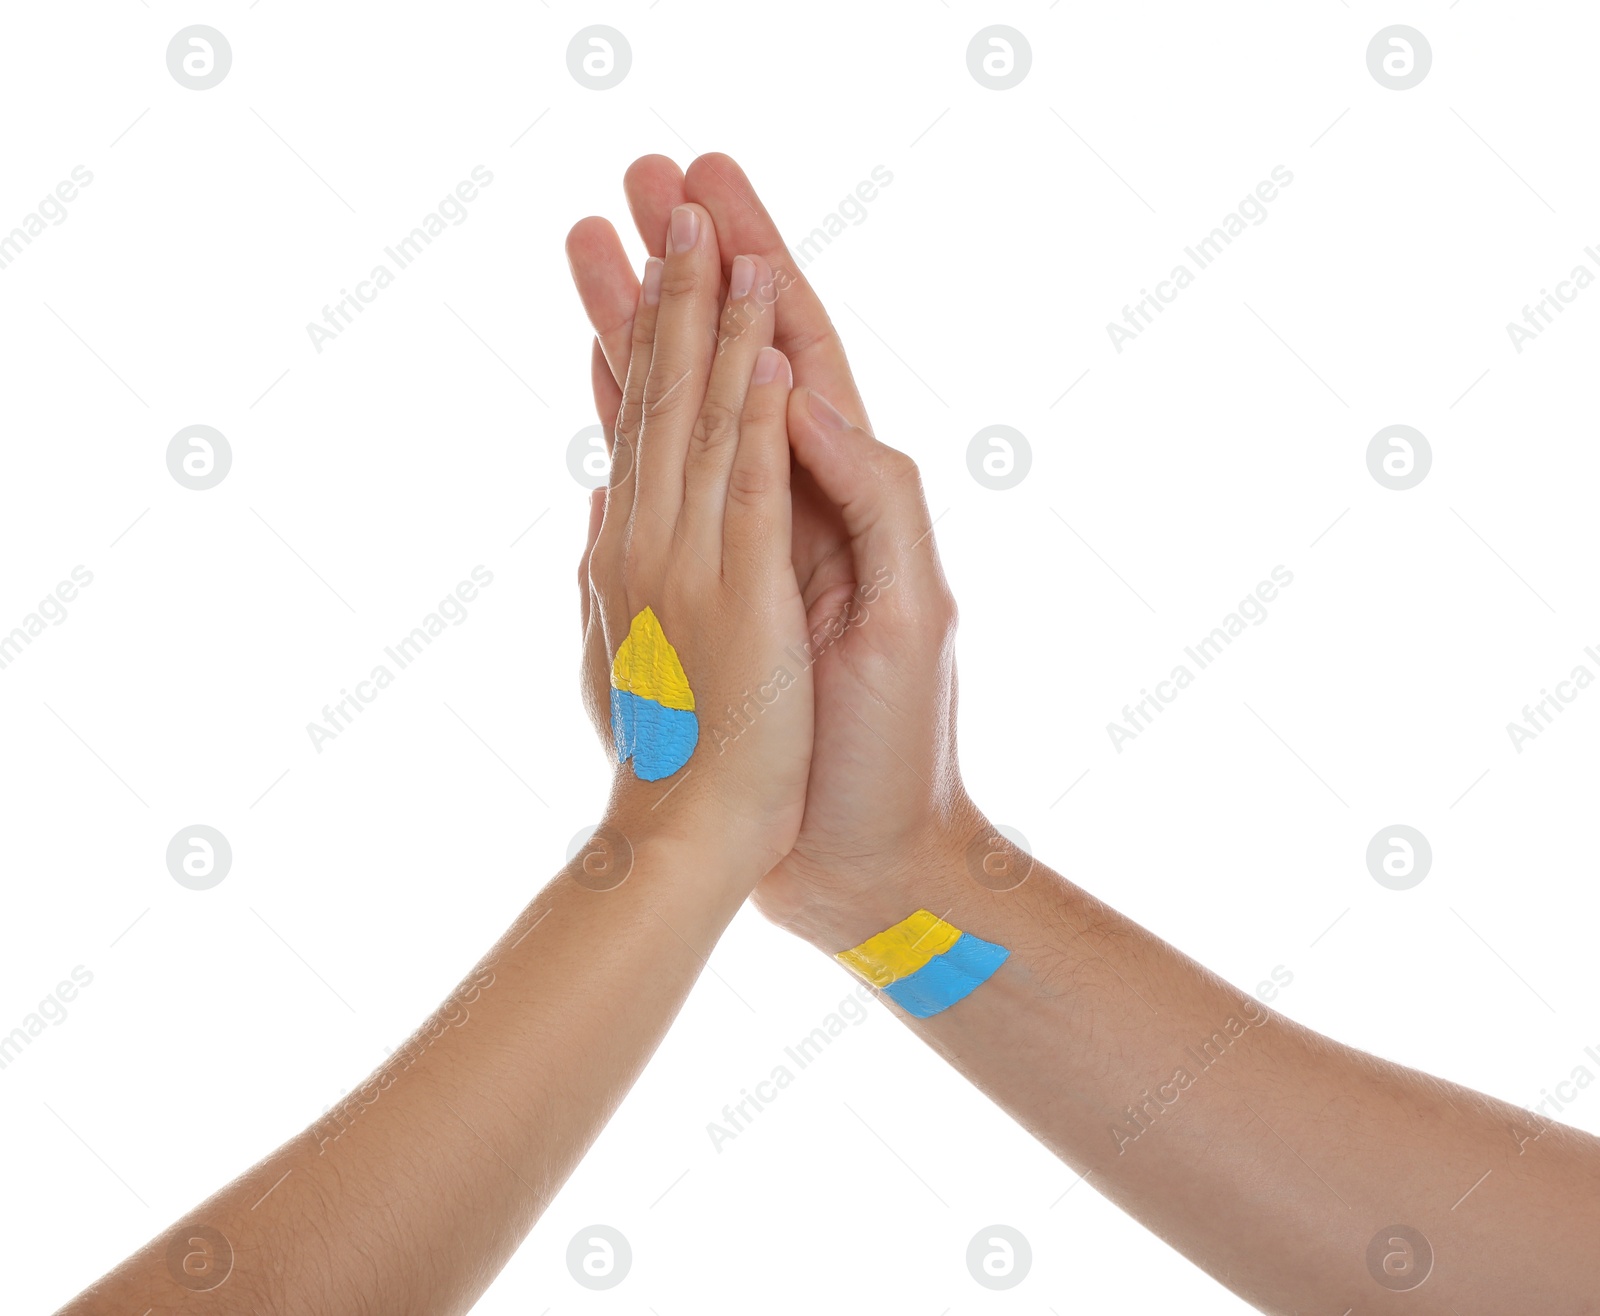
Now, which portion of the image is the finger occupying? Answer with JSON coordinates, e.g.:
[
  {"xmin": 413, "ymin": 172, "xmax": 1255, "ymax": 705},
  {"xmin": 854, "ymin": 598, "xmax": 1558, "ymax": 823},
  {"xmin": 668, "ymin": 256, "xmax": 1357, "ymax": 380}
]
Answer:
[
  {"xmin": 785, "ymin": 386, "xmax": 950, "ymax": 619},
  {"xmin": 589, "ymin": 336, "xmax": 622, "ymax": 451},
  {"xmin": 624, "ymin": 155, "xmax": 687, "ymax": 259},
  {"xmin": 723, "ymin": 347, "xmax": 794, "ymax": 586},
  {"xmin": 567, "ymin": 218, "xmax": 639, "ymax": 389},
  {"xmin": 578, "ymin": 484, "xmax": 606, "ymax": 629},
  {"xmin": 684, "ymin": 153, "xmax": 871, "ymax": 430},
  {"xmin": 681, "ymin": 254, "xmax": 777, "ymax": 555},
  {"xmin": 565, "ymin": 157, "xmax": 686, "ymax": 394},
  {"xmin": 592, "ymin": 258, "xmax": 661, "ymax": 596},
  {"xmin": 579, "ymin": 482, "xmax": 615, "ymax": 746},
  {"xmin": 634, "ymin": 204, "xmax": 722, "ymax": 543}
]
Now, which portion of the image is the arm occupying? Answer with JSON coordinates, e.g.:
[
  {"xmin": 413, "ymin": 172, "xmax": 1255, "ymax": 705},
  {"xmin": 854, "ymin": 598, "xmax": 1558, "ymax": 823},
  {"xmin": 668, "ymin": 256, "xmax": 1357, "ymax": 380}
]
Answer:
[
  {"xmin": 789, "ymin": 813, "xmax": 1600, "ymax": 1312},
  {"xmin": 70, "ymin": 835, "xmax": 754, "ymax": 1315},
  {"xmin": 768, "ymin": 360, "xmax": 1600, "ymax": 1313},
  {"xmin": 567, "ymin": 156, "xmax": 1600, "ymax": 1312},
  {"xmin": 61, "ymin": 204, "xmax": 812, "ymax": 1316},
  {"xmin": 767, "ymin": 386, "xmax": 1600, "ymax": 1311}
]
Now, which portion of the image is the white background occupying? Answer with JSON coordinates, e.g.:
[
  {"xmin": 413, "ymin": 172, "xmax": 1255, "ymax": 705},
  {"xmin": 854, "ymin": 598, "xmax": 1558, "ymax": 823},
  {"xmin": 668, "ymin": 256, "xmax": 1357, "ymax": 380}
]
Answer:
[{"xmin": 3, "ymin": 3, "xmax": 1598, "ymax": 1311}]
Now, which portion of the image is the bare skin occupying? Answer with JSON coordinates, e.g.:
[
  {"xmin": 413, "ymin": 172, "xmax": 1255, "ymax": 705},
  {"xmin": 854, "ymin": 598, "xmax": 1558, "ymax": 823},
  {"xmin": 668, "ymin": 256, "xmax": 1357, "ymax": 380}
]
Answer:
[
  {"xmin": 48, "ymin": 154, "xmax": 1598, "ymax": 1315},
  {"xmin": 567, "ymin": 154, "xmax": 1600, "ymax": 1312},
  {"xmin": 57, "ymin": 206, "xmax": 812, "ymax": 1316}
]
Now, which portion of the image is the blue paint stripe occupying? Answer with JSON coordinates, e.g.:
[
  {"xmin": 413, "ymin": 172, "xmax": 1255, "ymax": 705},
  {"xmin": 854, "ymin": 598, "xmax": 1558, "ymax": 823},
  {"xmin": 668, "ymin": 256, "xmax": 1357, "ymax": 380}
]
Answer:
[
  {"xmin": 610, "ymin": 688, "xmax": 697, "ymax": 781},
  {"xmin": 881, "ymin": 931, "xmax": 1010, "ymax": 1018}
]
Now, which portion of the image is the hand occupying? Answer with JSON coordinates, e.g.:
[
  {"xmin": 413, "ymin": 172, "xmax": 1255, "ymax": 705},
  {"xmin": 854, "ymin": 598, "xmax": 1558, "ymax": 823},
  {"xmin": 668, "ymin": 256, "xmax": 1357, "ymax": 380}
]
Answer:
[
  {"xmin": 578, "ymin": 200, "xmax": 813, "ymax": 877},
  {"xmin": 569, "ymin": 161, "xmax": 969, "ymax": 934},
  {"xmin": 570, "ymin": 161, "xmax": 1600, "ymax": 1316}
]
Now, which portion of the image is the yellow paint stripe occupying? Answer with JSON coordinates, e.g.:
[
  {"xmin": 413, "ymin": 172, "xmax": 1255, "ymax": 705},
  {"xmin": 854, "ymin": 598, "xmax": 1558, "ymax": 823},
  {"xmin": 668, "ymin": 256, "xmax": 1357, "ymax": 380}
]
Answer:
[
  {"xmin": 610, "ymin": 606, "xmax": 695, "ymax": 710},
  {"xmin": 835, "ymin": 910, "xmax": 963, "ymax": 988}
]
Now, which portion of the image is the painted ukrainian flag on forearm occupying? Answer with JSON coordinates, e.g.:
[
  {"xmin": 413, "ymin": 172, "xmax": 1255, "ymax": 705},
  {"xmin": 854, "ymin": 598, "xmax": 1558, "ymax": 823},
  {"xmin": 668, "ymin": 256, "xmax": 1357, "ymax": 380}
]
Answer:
[{"xmin": 836, "ymin": 909, "xmax": 1010, "ymax": 1018}]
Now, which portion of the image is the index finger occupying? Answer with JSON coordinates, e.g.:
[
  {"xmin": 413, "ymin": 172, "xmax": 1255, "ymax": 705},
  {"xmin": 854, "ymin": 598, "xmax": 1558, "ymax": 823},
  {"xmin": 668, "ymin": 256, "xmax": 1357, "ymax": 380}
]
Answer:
[
  {"xmin": 566, "ymin": 157, "xmax": 688, "ymax": 391},
  {"xmin": 679, "ymin": 153, "xmax": 871, "ymax": 433},
  {"xmin": 566, "ymin": 217, "xmax": 638, "ymax": 388}
]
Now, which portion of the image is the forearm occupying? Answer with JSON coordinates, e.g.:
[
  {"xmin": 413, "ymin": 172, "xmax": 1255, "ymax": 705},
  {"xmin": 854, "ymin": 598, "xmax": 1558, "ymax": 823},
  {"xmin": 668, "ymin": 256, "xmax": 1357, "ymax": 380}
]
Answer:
[
  {"xmin": 63, "ymin": 827, "xmax": 753, "ymax": 1316},
  {"xmin": 789, "ymin": 802, "xmax": 1600, "ymax": 1312}
]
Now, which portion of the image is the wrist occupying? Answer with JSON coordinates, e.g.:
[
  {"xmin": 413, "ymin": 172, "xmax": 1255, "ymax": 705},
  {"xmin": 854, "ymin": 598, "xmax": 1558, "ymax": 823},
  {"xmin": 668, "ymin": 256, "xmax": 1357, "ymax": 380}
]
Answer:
[
  {"xmin": 593, "ymin": 786, "xmax": 794, "ymax": 899},
  {"xmin": 761, "ymin": 796, "xmax": 994, "ymax": 952}
]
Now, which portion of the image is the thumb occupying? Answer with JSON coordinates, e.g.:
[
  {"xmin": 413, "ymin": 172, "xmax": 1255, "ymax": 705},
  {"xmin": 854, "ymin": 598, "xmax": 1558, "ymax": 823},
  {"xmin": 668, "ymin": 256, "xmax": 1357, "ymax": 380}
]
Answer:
[{"xmin": 786, "ymin": 386, "xmax": 950, "ymax": 617}]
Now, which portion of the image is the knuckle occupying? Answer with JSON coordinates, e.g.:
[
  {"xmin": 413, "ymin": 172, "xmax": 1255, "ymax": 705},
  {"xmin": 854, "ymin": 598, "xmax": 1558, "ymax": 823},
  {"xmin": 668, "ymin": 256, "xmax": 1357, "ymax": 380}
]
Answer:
[
  {"xmin": 690, "ymin": 399, "xmax": 740, "ymax": 454},
  {"xmin": 613, "ymin": 400, "xmax": 639, "ymax": 447},
  {"xmin": 589, "ymin": 524, "xmax": 624, "ymax": 585},
  {"xmin": 726, "ymin": 460, "xmax": 775, "ymax": 507},
  {"xmin": 642, "ymin": 373, "xmax": 692, "ymax": 424},
  {"xmin": 740, "ymin": 387, "xmax": 783, "ymax": 429},
  {"xmin": 640, "ymin": 395, "xmax": 681, "ymax": 427},
  {"xmin": 658, "ymin": 268, "xmax": 701, "ymax": 301},
  {"xmin": 880, "ymin": 446, "xmax": 921, "ymax": 484},
  {"xmin": 782, "ymin": 318, "xmax": 834, "ymax": 362},
  {"xmin": 621, "ymin": 552, "xmax": 651, "ymax": 596},
  {"xmin": 587, "ymin": 548, "xmax": 615, "ymax": 597}
]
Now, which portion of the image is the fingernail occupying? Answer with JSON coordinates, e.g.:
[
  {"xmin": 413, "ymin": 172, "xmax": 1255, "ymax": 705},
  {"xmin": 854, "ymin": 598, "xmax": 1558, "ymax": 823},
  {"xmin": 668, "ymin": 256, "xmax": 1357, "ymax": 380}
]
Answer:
[
  {"xmin": 729, "ymin": 254, "xmax": 756, "ymax": 301},
  {"xmin": 752, "ymin": 346, "xmax": 787, "ymax": 386},
  {"xmin": 641, "ymin": 257, "xmax": 663, "ymax": 306},
  {"xmin": 668, "ymin": 205, "xmax": 698, "ymax": 255},
  {"xmin": 807, "ymin": 388, "xmax": 848, "ymax": 429}
]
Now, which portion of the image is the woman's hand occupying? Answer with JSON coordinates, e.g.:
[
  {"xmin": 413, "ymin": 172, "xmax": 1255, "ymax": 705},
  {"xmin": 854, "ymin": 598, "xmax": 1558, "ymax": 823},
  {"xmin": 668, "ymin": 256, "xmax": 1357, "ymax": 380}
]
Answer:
[
  {"xmin": 568, "ymin": 163, "xmax": 972, "ymax": 935},
  {"xmin": 577, "ymin": 202, "xmax": 814, "ymax": 880},
  {"xmin": 56, "ymin": 198, "xmax": 821, "ymax": 1316}
]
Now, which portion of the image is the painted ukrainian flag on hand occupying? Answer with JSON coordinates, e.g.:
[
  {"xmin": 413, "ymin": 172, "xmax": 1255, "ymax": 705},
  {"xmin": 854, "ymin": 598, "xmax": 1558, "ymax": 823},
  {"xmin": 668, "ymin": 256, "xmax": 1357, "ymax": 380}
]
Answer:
[{"xmin": 610, "ymin": 607, "xmax": 698, "ymax": 781}]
